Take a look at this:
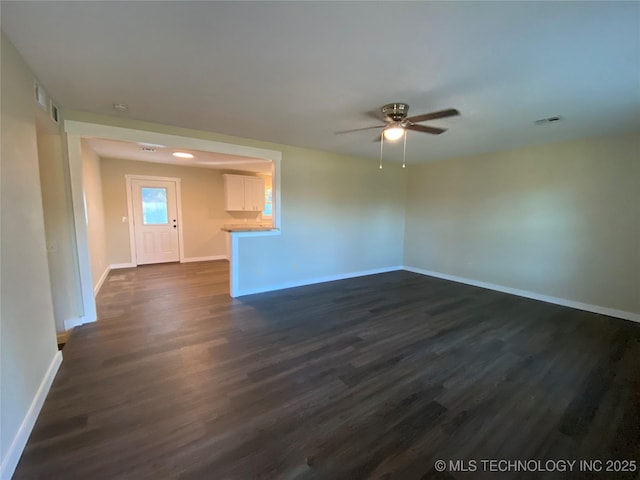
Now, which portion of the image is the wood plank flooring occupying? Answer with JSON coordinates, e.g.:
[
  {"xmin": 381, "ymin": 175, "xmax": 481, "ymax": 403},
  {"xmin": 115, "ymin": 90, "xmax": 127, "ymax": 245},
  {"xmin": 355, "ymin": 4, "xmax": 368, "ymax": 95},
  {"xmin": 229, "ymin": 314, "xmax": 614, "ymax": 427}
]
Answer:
[{"xmin": 13, "ymin": 261, "xmax": 640, "ymax": 479}]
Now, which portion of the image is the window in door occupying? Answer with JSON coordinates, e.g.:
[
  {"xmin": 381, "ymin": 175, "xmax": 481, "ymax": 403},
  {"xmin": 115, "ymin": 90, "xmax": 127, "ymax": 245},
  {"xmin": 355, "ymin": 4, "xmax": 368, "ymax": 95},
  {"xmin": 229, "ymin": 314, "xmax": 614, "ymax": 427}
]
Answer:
[{"xmin": 141, "ymin": 187, "xmax": 169, "ymax": 224}]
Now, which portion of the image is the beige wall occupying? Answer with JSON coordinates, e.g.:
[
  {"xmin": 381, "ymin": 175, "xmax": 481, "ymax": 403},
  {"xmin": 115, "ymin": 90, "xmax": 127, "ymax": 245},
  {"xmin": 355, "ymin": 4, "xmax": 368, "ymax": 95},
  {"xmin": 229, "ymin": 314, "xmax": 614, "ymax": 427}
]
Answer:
[
  {"xmin": 63, "ymin": 113, "xmax": 637, "ymax": 315},
  {"xmin": 81, "ymin": 141, "xmax": 109, "ymax": 290},
  {"xmin": 1, "ymin": 33, "xmax": 59, "ymax": 474},
  {"xmin": 404, "ymin": 132, "xmax": 640, "ymax": 315},
  {"xmin": 100, "ymin": 157, "xmax": 242, "ymax": 264},
  {"xmin": 234, "ymin": 145, "xmax": 407, "ymax": 293}
]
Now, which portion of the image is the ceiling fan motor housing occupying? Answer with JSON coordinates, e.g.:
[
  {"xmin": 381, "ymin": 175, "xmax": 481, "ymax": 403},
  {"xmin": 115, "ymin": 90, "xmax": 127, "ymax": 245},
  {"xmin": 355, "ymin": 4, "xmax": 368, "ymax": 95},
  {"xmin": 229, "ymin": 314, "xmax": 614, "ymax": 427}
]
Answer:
[{"xmin": 382, "ymin": 103, "xmax": 410, "ymax": 122}]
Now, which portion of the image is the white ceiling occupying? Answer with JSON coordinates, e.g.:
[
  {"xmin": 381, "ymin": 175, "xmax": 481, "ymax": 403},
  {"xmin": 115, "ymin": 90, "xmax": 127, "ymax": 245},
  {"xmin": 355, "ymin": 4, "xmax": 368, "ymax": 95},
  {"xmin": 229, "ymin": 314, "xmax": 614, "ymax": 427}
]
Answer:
[
  {"xmin": 85, "ymin": 137, "xmax": 273, "ymax": 173},
  {"xmin": 3, "ymin": 2, "xmax": 639, "ymax": 163}
]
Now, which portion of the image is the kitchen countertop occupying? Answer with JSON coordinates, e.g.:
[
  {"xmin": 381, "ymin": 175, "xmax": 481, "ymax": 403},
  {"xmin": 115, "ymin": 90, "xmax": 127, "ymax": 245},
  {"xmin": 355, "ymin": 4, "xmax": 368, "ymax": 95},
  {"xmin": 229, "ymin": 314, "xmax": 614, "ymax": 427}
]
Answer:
[{"xmin": 221, "ymin": 224, "xmax": 275, "ymax": 232}]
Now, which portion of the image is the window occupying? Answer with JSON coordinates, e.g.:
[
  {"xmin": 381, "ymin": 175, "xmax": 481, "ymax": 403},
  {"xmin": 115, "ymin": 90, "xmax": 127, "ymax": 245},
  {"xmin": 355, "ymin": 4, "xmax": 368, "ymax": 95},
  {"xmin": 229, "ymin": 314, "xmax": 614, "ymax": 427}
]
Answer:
[
  {"xmin": 263, "ymin": 186, "xmax": 273, "ymax": 218},
  {"xmin": 141, "ymin": 187, "xmax": 169, "ymax": 224}
]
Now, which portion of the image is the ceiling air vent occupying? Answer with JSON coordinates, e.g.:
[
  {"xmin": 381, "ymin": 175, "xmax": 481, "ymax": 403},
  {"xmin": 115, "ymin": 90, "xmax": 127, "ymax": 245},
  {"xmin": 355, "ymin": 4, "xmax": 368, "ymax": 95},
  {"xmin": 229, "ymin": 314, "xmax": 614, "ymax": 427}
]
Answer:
[
  {"xmin": 534, "ymin": 116, "xmax": 562, "ymax": 125},
  {"xmin": 112, "ymin": 103, "xmax": 129, "ymax": 112},
  {"xmin": 34, "ymin": 81, "xmax": 48, "ymax": 111},
  {"xmin": 50, "ymin": 102, "xmax": 60, "ymax": 124}
]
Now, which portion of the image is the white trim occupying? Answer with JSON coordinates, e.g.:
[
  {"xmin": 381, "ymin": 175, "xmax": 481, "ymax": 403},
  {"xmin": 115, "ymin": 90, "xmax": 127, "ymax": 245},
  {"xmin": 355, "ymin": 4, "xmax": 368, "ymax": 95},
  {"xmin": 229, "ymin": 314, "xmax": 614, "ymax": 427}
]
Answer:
[
  {"xmin": 175, "ymin": 179, "xmax": 185, "ymax": 262},
  {"xmin": 110, "ymin": 262, "xmax": 136, "ymax": 269},
  {"xmin": 403, "ymin": 266, "xmax": 640, "ymax": 323},
  {"xmin": 232, "ymin": 266, "xmax": 403, "ymax": 297},
  {"xmin": 64, "ymin": 316, "xmax": 86, "ymax": 330},
  {"xmin": 125, "ymin": 174, "xmax": 182, "ymax": 183},
  {"xmin": 0, "ymin": 351, "xmax": 63, "ymax": 480},
  {"xmin": 270, "ymin": 159, "xmax": 281, "ymax": 232},
  {"xmin": 65, "ymin": 134, "xmax": 97, "ymax": 326},
  {"xmin": 125, "ymin": 177, "xmax": 137, "ymax": 266},
  {"xmin": 93, "ymin": 266, "xmax": 110, "ymax": 295},
  {"xmin": 181, "ymin": 255, "xmax": 228, "ymax": 263},
  {"xmin": 64, "ymin": 121, "xmax": 282, "ymax": 163},
  {"xmin": 125, "ymin": 175, "xmax": 184, "ymax": 265}
]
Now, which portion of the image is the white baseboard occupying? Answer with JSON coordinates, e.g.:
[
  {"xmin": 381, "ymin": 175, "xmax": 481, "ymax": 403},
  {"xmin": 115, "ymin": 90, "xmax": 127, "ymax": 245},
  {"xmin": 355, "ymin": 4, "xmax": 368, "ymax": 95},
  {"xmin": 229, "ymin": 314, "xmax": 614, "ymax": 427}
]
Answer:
[
  {"xmin": 0, "ymin": 351, "xmax": 63, "ymax": 480},
  {"xmin": 233, "ymin": 266, "xmax": 403, "ymax": 297},
  {"xmin": 110, "ymin": 262, "xmax": 136, "ymax": 269},
  {"xmin": 93, "ymin": 266, "xmax": 110, "ymax": 296},
  {"xmin": 181, "ymin": 255, "xmax": 227, "ymax": 263},
  {"xmin": 403, "ymin": 266, "xmax": 640, "ymax": 323}
]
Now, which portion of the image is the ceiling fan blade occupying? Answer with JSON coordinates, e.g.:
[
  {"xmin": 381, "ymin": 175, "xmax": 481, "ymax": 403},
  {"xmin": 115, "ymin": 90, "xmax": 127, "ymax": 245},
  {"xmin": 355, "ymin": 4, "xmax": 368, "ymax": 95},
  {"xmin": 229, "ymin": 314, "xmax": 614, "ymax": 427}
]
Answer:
[
  {"xmin": 334, "ymin": 125, "xmax": 385, "ymax": 134},
  {"xmin": 406, "ymin": 124, "xmax": 446, "ymax": 135},
  {"xmin": 405, "ymin": 108, "xmax": 460, "ymax": 123}
]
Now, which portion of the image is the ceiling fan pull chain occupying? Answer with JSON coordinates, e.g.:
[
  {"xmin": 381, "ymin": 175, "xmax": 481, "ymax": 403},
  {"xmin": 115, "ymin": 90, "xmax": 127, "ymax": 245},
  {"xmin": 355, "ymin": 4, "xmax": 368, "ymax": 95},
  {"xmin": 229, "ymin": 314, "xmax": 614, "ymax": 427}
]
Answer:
[
  {"xmin": 379, "ymin": 131, "xmax": 384, "ymax": 169},
  {"xmin": 402, "ymin": 130, "xmax": 407, "ymax": 169}
]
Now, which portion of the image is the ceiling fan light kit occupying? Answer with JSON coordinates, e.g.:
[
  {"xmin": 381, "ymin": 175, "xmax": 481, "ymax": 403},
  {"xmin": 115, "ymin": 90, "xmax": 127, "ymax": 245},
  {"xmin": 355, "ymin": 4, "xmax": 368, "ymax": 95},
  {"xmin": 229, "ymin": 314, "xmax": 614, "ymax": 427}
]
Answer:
[
  {"xmin": 381, "ymin": 103, "xmax": 410, "ymax": 122},
  {"xmin": 379, "ymin": 127, "xmax": 409, "ymax": 170},
  {"xmin": 383, "ymin": 126, "xmax": 405, "ymax": 141},
  {"xmin": 355, "ymin": 102, "xmax": 460, "ymax": 170}
]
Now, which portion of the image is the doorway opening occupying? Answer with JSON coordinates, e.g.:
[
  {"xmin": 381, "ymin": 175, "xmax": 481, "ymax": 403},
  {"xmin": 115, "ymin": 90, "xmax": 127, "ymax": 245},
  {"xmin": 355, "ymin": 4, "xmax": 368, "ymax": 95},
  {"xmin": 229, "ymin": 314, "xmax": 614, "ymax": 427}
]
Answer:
[{"xmin": 65, "ymin": 121, "xmax": 282, "ymax": 330}]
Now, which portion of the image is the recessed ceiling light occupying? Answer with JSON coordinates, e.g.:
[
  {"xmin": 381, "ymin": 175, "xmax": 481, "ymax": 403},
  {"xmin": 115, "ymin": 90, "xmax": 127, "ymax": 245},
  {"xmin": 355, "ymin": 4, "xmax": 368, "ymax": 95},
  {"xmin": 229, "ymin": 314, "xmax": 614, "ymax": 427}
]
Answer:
[
  {"xmin": 112, "ymin": 103, "xmax": 129, "ymax": 112},
  {"xmin": 172, "ymin": 152, "xmax": 194, "ymax": 159}
]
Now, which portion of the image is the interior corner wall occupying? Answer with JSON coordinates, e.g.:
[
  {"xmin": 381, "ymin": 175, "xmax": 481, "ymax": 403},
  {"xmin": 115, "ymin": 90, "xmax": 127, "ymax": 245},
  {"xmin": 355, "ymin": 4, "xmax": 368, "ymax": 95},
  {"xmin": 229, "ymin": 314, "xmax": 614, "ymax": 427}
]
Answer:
[
  {"xmin": 1, "ymin": 32, "xmax": 60, "ymax": 477},
  {"xmin": 403, "ymin": 132, "xmax": 640, "ymax": 316},
  {"xmin": 36, "ymin": 115, "xmax": 83, "ymax": 332},
  {"xmin": 81, "ymin": 140, "xmax": 109, "ymax": 291},
  {"xmin": 234, "ymin": 146, "xmax": 407, "ymax": 294}
]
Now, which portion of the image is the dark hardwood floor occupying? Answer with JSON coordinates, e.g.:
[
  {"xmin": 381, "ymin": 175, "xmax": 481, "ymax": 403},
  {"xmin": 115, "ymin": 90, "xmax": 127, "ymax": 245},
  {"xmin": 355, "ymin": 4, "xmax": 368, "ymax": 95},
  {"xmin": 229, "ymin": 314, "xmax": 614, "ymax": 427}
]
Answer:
[{"xmin": 14, "ymin": 261, "xmax": 640, "ymax": 479}]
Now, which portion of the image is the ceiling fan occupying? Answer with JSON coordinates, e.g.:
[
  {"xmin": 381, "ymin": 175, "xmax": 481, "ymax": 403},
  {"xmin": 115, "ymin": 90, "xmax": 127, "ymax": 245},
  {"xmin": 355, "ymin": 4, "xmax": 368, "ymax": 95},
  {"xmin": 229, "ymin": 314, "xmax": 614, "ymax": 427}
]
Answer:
[{"xmin": 337, "ymin": 103, "xmax": 460, "ymax": 140}]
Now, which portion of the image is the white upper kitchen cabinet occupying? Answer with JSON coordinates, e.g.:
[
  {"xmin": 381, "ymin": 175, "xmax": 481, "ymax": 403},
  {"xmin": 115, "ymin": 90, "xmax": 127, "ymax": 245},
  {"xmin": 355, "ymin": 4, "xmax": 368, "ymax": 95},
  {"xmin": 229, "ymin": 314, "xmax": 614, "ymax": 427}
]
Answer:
[
  {"xmin": 224, "ymin": 174, "xmax": 246, "ymax": 211},
  {"xmin": 243, "ymin": 176, "xmax": 265, "ymax": 212},
  {"xmin": 223, "ymin": 174, "xmax": 265, "ymax": 212}
]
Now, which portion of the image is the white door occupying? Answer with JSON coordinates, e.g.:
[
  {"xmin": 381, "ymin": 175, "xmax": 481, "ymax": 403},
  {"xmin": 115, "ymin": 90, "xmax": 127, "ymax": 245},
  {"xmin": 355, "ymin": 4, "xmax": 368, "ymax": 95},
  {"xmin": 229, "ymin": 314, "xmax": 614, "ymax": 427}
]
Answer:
[{"xmin": 131, "ymin": 179, "xmax": 180, "ymax": 265}]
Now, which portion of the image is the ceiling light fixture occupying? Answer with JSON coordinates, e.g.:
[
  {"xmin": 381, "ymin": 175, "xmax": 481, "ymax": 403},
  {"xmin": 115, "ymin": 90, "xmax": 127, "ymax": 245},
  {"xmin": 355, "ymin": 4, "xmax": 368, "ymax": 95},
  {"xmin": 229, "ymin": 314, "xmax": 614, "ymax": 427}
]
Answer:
[
  {"xmin": 383, "ymin": 125, "xmax": 405, "ymax": 141},
  {"xmin": 172, "ymin": 152, "xmax": 194, "ymax": 159},
  {"xmin": 379, "ymin": 129, "xmax": 408, "ymax": 170}
]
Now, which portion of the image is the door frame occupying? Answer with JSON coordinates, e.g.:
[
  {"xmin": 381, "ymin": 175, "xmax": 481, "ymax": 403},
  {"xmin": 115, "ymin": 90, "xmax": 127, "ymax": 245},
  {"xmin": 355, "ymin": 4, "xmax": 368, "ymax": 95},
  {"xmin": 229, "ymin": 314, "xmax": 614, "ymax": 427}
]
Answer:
[{"xmin": 125, "ymin": 174, "xmax": 184, "ymax": 266}]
